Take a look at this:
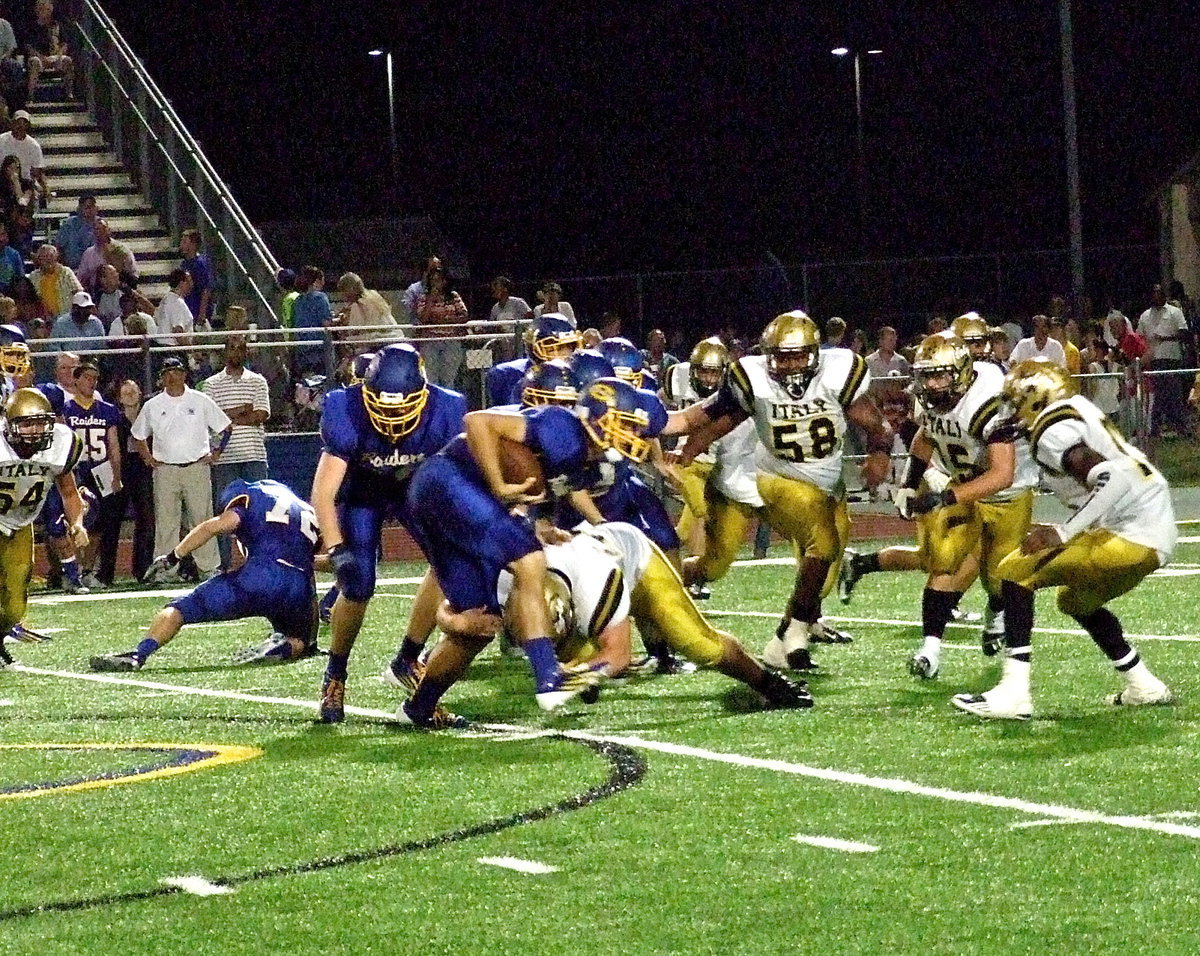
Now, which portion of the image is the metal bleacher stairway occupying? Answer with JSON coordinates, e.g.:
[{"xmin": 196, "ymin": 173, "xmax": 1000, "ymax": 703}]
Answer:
[{"xmin": 30, "ymin": 96, "xmax": 175, "ymax": 301}]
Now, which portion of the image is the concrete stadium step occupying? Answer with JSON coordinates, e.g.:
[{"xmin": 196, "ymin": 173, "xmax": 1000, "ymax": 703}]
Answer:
[
  {"xmin": 40, "ymin": 131, "xmax": 107, "ymax": 151},
  {"xmin": 26, "ymin": 111, "xmax": 97, "ymax": 133},
  {"xmin": 43, "ymin": 150, "xmax": 122, "ymax": 171}
]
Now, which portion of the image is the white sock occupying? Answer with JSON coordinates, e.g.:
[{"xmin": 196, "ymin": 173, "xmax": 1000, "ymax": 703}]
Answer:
[
  {"xmin": 781, "ymin": 619, "xmax": 810, "ymax": 652},
  {"xmin": 1123, "ymin": 660, "xmax": 1162, "ymax": 690},
  {"xmin": 997, "ymin": 656, "xmax": 1031, "ymax": 696},
  {"xmin": 919, "ymin": 636, "xmax": 941, "ymax": 660},
  {"xmin": 987, "ymin": 609, "xmax": 1005, "ymax": 634}
]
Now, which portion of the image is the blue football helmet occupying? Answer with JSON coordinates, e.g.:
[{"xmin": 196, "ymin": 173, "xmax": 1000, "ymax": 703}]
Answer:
[
  {"xmin": 569, "ymin": 349, "xmax": 616, "ymax": 390},
  {"xmin": 520, "ymin": 359, "xmax": 580, "ymax": 408},
  {"xmin": 524, "ymin": 312, "xmax": 581, "ymax": 362},
  {"xmin": 363, "ymin": 343, "xmax": 429, "ymax": 440},
  {"xmin": 0, "ymin": 323, "xmax": 30, "ymax": 378},
  {"xmin": 349, "ymin": 351, "xmax": 376, "ymax": 386},
  {"xmin": 218, "ymin": 478, "xmax": 253, "ymax": 514},
  {"xmin": 574, "ymin": 377, "xmax": 660, "ymax": 463},
  {"xmin": 597, "ymin": 337, "xmax": 644, "ymax": 385}
]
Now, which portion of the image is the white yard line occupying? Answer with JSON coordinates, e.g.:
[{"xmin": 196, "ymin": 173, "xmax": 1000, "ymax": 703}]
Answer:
[
  {"xmin": 28, "ymin": 576, "xmax": 425, "ymax": 606},
  {"xmin": 11, "ymin": 664, "xmax": 1200, "ymax": 843},
  {"xmin": 160, "ymin": 876, "xmax": 235, "ymax": 896},
  {"xmin": 477, "ymin": 856, "xmax": 559, "ymax": 874},
  {"xmin": 791, "ymin": 834, "xmax": 879, "ymax": 853}
]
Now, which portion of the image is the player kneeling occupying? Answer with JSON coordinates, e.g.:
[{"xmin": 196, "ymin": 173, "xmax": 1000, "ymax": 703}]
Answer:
[
  {"xmin": 90, "ymin": 479, "xmax": 320, "ymax": 671},
  {"xmin": 952, "ymin": 360, "xmax": 1176, "ymax": 720}
]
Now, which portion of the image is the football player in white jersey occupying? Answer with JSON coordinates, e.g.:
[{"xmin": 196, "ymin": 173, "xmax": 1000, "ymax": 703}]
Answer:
[
  {"xmin": 438, "ymin": 522, "xmax": 811, "ymax": 717},
  {"xmin": 663, "ymin": 311, "xmax": 892, "ymax": 674},
  {"xmin": 0, "ymin": 389, "xmax": 87, "ymax": 664},
  {"xmin": 892, "ymin": 334, "xmax": 1036, "ymax": 679},
  {"xmin": 662, "ymin": 338, "xmax": 766, "ymax": 601},
  {"xmin": 953, "ymin": 360, "xmax": 1176, "ymax": 720}
]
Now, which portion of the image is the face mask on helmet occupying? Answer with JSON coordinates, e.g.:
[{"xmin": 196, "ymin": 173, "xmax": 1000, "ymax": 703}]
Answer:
[
  {"xmin": 598, "ymin": 338, "xmax": 644, "ymax": 386},
  {"xmin": 912, "ymin": 334, "xmax": 972, "ymax": 413},
  {"xmin": 527, "ymin": 314, "xmax": 581, "ymax": 362},
  {"xmin": 0, "ymin": 324, "xmax": 30, "ymax": 378},
  {"xmin": 520, "ymin": 360, "xmax": 580, "ymax": 408},
  {"xmin": 1001, "ymin": 359, "xmax": 1077, "ymax": 429},
  {"xmin": 575, "ymin": 378, "xmax": 654, "ymax": 463},
  {"xmin": 688, "ymin": 340, "xmax": 729, "ymax": 398},
  {"xmin": 4, "ymin": 388, "xmax": 54, "ymax": 457},
  {"xmin": 766, "ymin": 347, "xmax": 818, "ymax": 398},
  {"xmin": 363, "ymin": 345, "xmax": 430, "ymax": 441}
]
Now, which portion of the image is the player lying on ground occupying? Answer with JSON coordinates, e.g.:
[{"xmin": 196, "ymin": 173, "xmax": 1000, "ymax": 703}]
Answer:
[
  {"xmin": 952, "ymin": 360, "xmax": 1177, "ymax": 720},
  {"xmin": 89, "ymin": 479, "xmax": 320, "ymax": 671}
]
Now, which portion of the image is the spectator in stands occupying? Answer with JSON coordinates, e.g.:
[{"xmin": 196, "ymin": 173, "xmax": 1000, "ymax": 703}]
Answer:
[
  {"xmin": 92, "ymin": 263, "xmax": 122, "ymax": 330},
  {"xmin": 178, "ymin": 228, "xmax": 213, "ymax": 329},
  {"xmin": 54, "ymin": 194, "xmax": 98, "ymax": 269},
  {"xmin": 1085, "ymin": 338, "xmax": 1121, "ymax": 419},
  {"xmin": 29, "ymin": 244, "xmax": 82, "ymax": 319},
  {"xmin": 999, "ymin": 316, "xmax": 1023, "ymax": 351},
  {"xmin": 77, "ymin": 218, "xmax": 138, "ymax": 290},
  {"xmin": 0, "ymin": 110, "xmax": 46, "ymax": 202},
  {"xmin": 113, "ymin": 378, "xmax": 155, "ymax": 581},
  {"xmin": 12, "ymin": 275, "xmax": 44, "ymax": 327},
  {"xmin": 1103, "ymin": 309, "xmax": 1134, "ymax": 349},
  {"xmin": 1048, "ymin": 316, "xmax": 1081, "ymax": 373},
  {"xmin": 108, "ymin": 287, "xmax": 153, "ymax": 339},
  {"xmin": 276, "ymin": 267, "xmax": 298, "ymax": 328},
  {"xmin": 849, "ymin": 328, "xmax": 868, "ymax": 354},
  {"xmin": 488, "ymin": 275, "xmax": 531, "ymax": 331},
  {"xmin": 1010, "ymin": 314, "xmax": 1067, "ymax": 367},
  {"xmin": 533, "ymin": 280, "xmax": 576, "ymax": 325},
  {"xmin": 989, "ymin": 327, "xmax": 1012, "ymax": 368},
  {"xmin": 0, "ymin": 153, "xmax": 32, "ymax": 220},
  {"xmin": 0, "ymin": 6, "xmax": 24, "ymax": 113},
  {"xmin": 581, "ymin": 327, "xmax": 602, "ymax": 348},
  {"xmin": 332, "ymin": 270, "xmax": 396, "ymax": 354},
  {"xmin": 927, "ymin": 315, "xmax": 948, "ymax": 335},
  {"xmin": 290, "ymin": 264, "xmax": 332, "ymax": 376},
  {"xmin": 402, "ymin": 255, "xmax": 440, "ymax": 321},
  {"xmin": 414, "ymin": 260, "xmax": 468, "ymax": 388},
  {"xmin": 153, "ymin": 267, "xmax": 194, "ymax": 345},
  {"xmin": 640, "ymin": 328, "xmax": 678, "ymax": 382},
  {"xmin": 599, "ymin": 311, "xmax": 621, "ymax": 339},
  {"xmin": 131, "ymin": 357, "xmax": 231, "ymax": 581},
  {"xmin": 25, "ymin": 0, "xmax": 73, "ymax": 100},
  {"xmin": 1138, "ymin": 282, "xmax": 1193, "ymax": 437},
  {"xmin": 50, "ymin": 290, "xmax": 104, "ymax": 352},
  {"xmin": 0, "ymin": 219, "xmax": 22, "ymax": 294},
  {"xmin": 822, "ymin": 316, "xmax": 846, "ymax": 349},
  {"xmin": 866, "ymin": 325, "xmax": 910, "ymax": 380},
  {"xmin": 199, "ymin": 332, "xmax": 271, "ymax": 570}
]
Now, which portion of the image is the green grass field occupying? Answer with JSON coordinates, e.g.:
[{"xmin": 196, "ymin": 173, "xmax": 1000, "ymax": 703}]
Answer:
[{"xmin": 3, "ymin": 505, "xmax": 1200, "ymax": 955}]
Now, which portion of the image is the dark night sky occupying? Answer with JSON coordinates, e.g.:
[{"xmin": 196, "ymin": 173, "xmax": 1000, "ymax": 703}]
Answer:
[{"xmin": 101, "ymin": 0, "xmax": 1200, "ymax": 281}]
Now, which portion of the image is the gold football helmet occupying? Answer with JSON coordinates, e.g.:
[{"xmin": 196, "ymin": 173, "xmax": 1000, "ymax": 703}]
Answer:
[
  {"xmin": 688, "ymin": 337, "xmax": 729, "ymax": 397},
  {"xmin": 0, "ymin": 324, "xmax": 30, "ymax": 378},
  {"xmin": 912, "ymin": 333, "xmax": 973, "ymax": 412},
  {"xmin": 4, "ymin": 388, "xmax": 55, "ymax": 457},
  {"xmin": 761, "ymin": 311, "xmax": 820, "ymax": 398},
  {"xmin": 950, "ymin": 312, "xmax": 991, "ymax": 360},
  {"xmin": 1001, "ymin": 359, "xmax": 1077, "ymax": 429}
]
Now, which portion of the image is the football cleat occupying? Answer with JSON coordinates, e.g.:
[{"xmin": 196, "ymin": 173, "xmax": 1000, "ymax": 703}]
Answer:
[
  {"xmin": 758, "ymin": 670, "xmax": 814, "ymax": 709},
  {"xmin": 0, "ymin": 642, "xmax": 12, "ymax": 666},
  {"xmin": 62, "ymin": 579, "xmax": 90, "ymax": 595},
  {"xmin": 89, "ymin": 651, "xmax": 141, "ymax": 672},
  {"xmin": 811, "ymin": 620, "xmax": 853, "ymax": 644},
  {"xmin": 952, "ymin": 688, "xmax": 1032, "ymax": 721},
  {"xmin": 81, "ymin": 572, "xmax": 105, "ymax": 592},
  {"xmin": 535, "ymin": 667, "xmax": 602, "ymax": 712},
  {"xmin": 381, "ymin": 657, "xmax": 427, "ymax": 695},
  {"xmin": 761, "ymin": 635, "xmax": 816, "ymax": 672},
  {"xmin": 687, "ymin": 581, "xmax": 712, "ymax": 601},
  {"xmin": 837, "ymin": 549, "xmax": 862, "ymax": 604},
  {"xmin": 908, "ymin": 653, "xmax": 940, "ymax": 680},
  {"xmin": 231, "ymin": 635, "xmax": 319, "ymax": 666},
  {"xmin": 396, "ymin": 700, "xmax": 469, "ymax": 730},
  {"xmin": 1107, "ymin": 680, "xmax": 1174, "ymax": 707},
  {"xmin": 7, "ymin": 623, "xmax": 51, "ymax": 643},
  {"xmin": 317, "ymin": 675, "xmax": 346, "ymax": 723}
]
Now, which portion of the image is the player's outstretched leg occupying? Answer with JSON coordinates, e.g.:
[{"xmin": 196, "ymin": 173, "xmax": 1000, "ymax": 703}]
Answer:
[
  {"xmin": 1071, "ymin": 606, "xmax": 1174, "ymax": 707},
  {"xmin": 90, "ymin": 607, "xmax": 183, "ymax": 672}
]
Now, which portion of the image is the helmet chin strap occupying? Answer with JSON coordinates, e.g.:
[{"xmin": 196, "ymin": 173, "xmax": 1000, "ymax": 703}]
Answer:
[{"xmin": 604, "ymin": 447, "xmax": 623, "ymax": 464}]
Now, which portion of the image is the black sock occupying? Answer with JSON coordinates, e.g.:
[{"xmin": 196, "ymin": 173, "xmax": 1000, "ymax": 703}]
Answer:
[
  {"xmin": 1001, "ymin": 580, "xmax": 1034, "ymax": 661},
  {"xmin": 858, "ymin": 552, "xmax": 882, "ymax": 575},
  {"xmin": 921, "ymin": 588, "xmax": 962, "ymax": 639},
  {"xmin": 988, "ymin": 591, "xmax": 1004, "ymax": 614},
  {"xmin": 399, "ymin": 636, "xmax": 423, "ymax": 663},
  {"xmin": 409, "ymin": 677, "xmax": 450, "ymax": 715},
  {"xmin": 1072, "ymin": 607, "xmax": 1135, "ymax": 666},
  {"xmin": 326, "ymin": 653, "xmax": 349, "ymax": 680}
]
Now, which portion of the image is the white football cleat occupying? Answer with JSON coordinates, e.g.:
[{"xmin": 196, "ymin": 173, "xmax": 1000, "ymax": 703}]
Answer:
[
  {"xmin": 1108, "ymin": 680, "xmax": 1174, "ymax": 707},
  {"xmin": 908, "ymin": 653, "xmax": 939, "ymax": 680},
  {"xmin": 952, "ymin": 688, "xmax": 1032, "ymax": 721}
]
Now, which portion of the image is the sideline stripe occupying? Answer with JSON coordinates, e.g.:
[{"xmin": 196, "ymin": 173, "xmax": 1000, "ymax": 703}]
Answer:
[
  {"xmin": 703, "ymin": 610, "xmax": 1199, "ymax": 643},
  {"xmin": 791, "ymin": 834, "xmax": 878, "ymax": 853},
  {"xmin": 478, "ymin": 856, "xmax": 559, "ymax": 874},
  {"xmin": 13, "ymin": 665, "xmax": 1200, "ymax": 843},
  {"xmin": 160, "ymin": 877, "xmax": 235, "ymax": 897},
  {"xmin": 29, "ymin": 576, "xmax": 425, "ymax": 606}
]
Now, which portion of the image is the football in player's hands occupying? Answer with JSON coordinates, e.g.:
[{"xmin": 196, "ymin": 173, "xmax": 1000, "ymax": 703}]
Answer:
[{"xmin": 497, "ymin": 437, "xmax": 547, "ymax": 501}]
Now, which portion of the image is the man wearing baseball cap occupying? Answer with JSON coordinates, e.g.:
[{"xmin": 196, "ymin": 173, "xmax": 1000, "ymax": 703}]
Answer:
[
  {"xmin": 0, "ymin": 110, "xmax": 49, "ymax": 205},
  {"xmin": 50, "ymin": 289, "xmax": 105, "ymax": 352}
]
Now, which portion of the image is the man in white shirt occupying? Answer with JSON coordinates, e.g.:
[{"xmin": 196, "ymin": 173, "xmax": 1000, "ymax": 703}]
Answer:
[
  {"xmin": 1138, "ymin": 283, "xmax": 1193, "ymax": 436},
  {"xmin": 1009, "ymin": 314, "xmax": 1067, "ymax": 367},
  {"xmin": 153, "ymin": 268, "xmax": 195, "ymax": 345},
  {"xmin": 866, "ymin": 326, "xmax": 910, "ymax": 379},
  {"xmin": 0, "ymin": 111, "xmax": 48, "ymax": 202},
  {"xmin": 131, "ymin": 358, "xmax": 231, "ymax": 577},
  {"xmin": 532, "ymin": 281, "xmax": 576, "ymax": 326},
  {"xmin": 199, "ymin": 333, "xmax": 271, "ymax": 569}
]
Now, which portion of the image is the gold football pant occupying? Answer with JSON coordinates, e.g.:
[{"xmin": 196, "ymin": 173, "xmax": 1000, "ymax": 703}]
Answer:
[
  {"xmin": 997, "ymin": 529, "xmax": 1160, "ymax": 617},
  {"xmin": 630, "ymin": 539, "xmax": 725, "ymax": 667},
  {"xmin": 757, "ymin": 473, "xmax": 850, "ymax": 599},
  {"xmin": 923, "ymin": 490, "xmax": 1033, "ymax": 595},
  {"xmin": 693, "ymin": 492, "xmax": 758, "ymax": 584},
  {"xmin": 674, "ymin": 460, "xmax": 714, "ymax": 543},
  {"xmin": 0, "ymin": 524, "xmax": 34, "ymax": 635}
]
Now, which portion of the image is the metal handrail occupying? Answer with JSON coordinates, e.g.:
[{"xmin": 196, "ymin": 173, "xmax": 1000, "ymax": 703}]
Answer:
[{"xmin": 73, "ymin": 0, "xmax": 281, "ymax": 324}]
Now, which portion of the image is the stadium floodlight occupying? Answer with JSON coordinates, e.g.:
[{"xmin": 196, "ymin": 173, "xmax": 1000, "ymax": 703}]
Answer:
[{"xmin": 831, "ymin": 47, "xmax": 850, "ymax": 56}]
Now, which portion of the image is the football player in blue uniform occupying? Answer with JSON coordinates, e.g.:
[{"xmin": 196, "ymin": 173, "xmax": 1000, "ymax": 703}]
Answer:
[
  {"xmin": 399, "ymin": 377, "xmax": 666, "ymax": 727},
  {"xmin": 89, "ymin": 479, "xmax": 321, "ymax": 670},
  {"xmin": 569, "ymin": 348, "xmax": 616, "ymax": 390},
  {"xmin": 485, "ymin": 312, "xmax": 580, "ymax": 406},
  {"xmin": 312, "ymin": 343, "xmax": 467, "ymax": 722},
  {"xmin": 598, "ymin": 336, "xmax": 658, "ymax": 391}
]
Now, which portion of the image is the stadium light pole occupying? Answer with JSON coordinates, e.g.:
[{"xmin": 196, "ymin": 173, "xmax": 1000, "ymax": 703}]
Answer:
[
  {"xmin": 369, "ymin": 48, "xmax": 399, "ymax": 186},
  {"xmin": 1057, "ymin": 0, "xmax": 1084, "ymax": 310},
  {"xmin": 832, "ymin": 46, "xmax": 882, "ymax": 245}
]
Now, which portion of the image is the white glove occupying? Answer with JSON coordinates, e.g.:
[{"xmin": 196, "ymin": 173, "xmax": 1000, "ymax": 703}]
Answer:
[
  {"xmin": 68, "ymin": 522, "xmax": 89, "ymax": 551},
  {"xmin": 893, "ymin": 487, "xmax": 917, "ymax": 520}
]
